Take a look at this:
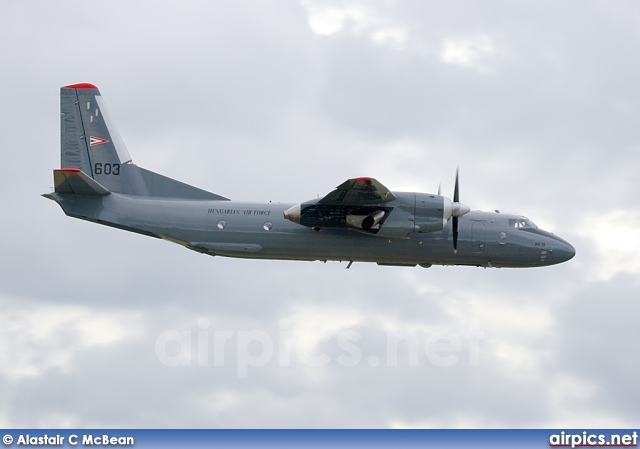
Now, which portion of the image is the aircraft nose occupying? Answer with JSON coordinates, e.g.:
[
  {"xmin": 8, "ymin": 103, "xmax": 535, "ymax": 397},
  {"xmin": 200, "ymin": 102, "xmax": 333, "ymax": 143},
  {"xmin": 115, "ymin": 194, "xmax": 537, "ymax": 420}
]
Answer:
[{"xmin": 555, "ymin": 240, "xmax": 576, "ymax": 263}]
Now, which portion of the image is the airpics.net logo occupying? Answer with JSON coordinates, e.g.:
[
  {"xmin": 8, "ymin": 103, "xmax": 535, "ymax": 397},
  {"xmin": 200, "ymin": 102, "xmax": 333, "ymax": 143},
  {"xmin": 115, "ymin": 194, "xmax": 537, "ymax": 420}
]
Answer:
[
  {"xmin": 549, "ymin": 431, "xmax": 638, "ymax": 448},
  {"xmin": 154, "ymin": 318, "xmax": 484, "ymax": 378}
]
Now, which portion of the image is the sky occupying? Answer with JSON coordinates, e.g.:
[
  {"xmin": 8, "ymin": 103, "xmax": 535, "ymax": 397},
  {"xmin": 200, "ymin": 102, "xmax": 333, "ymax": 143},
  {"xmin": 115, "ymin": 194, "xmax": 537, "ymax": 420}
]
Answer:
[{"xmin": 1, "ymin": 0, "xmax": 640, "ymax": 428}]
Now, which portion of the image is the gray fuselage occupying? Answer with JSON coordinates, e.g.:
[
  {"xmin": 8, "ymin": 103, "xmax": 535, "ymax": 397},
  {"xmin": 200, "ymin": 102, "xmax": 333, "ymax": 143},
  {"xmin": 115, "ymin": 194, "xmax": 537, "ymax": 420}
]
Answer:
[{"xmin": 51, "ymin": 192, "xmax": 575, "ymax": 268}]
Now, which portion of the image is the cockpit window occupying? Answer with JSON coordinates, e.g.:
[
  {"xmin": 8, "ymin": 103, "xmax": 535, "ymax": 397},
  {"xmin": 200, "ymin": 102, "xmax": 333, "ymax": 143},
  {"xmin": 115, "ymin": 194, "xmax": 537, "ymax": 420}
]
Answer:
[{"xmin": 508, "ymin": 218, "xmax": 538, "ymax": 229}]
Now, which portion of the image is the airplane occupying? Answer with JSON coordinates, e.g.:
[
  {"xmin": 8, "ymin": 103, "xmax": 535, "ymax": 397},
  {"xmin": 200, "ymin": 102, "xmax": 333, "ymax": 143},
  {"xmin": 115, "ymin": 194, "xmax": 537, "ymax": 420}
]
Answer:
[{"xmin": 44, "ymin": 83, "xmax": 575, "ymax": 269}]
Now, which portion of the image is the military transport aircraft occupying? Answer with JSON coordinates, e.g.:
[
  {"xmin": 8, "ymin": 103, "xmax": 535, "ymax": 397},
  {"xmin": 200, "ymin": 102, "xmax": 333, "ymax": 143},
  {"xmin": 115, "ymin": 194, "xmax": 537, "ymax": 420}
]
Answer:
[{"xmin": 44, "ymin": 83, "xmax": 575, "ymax": 268}]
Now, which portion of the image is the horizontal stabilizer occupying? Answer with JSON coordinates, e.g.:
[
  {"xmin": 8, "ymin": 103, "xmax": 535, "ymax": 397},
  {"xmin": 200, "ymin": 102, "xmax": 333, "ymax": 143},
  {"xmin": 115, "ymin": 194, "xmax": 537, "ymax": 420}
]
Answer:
[{"xmin": 54, "ymin": 168, "xmax": 110, "ymax": 195}]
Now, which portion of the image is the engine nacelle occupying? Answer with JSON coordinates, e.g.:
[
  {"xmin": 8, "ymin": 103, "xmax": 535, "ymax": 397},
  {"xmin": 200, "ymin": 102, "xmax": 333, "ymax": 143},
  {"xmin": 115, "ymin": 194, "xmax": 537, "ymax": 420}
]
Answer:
[
  {"xmin": 412, "ymin": 193, "xmax": 470, "ymax": 233},
  {"xmin": 283, "ymin": 192, "xmax": 469, "ymax": 237},
  {"xmin": 413, "ymin": 193, "xmax": 448, "ymax": 233}
]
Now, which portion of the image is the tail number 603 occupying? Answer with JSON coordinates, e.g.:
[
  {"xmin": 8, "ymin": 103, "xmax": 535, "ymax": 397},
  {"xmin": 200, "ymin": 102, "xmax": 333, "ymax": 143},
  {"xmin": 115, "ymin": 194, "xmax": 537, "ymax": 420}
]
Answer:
[{"xmin": 94, "ymin": 163, "xmax": 120, "ymax": 175}]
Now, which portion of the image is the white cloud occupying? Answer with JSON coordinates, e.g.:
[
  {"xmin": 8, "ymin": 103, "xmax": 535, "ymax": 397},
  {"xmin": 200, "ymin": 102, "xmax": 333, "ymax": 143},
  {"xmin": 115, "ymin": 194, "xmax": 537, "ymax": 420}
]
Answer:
[
  {"xmin": 301, "ymin": 2, "xmax": 374, "ymax": 36},
  {"xmin": 300, "ymin": 0, "xmax": 407, "ymax": 49},
  {"xmin": 0, "ymin": 300, "xmax": 142, "ymax": 379},
  {"xmin": 576, "ymin": 210, "xmax": 640, "ymax": 280},
  {"xmin": 543, "ymin": 374, "xmax": 621, "ymax": 428},
  {"xmin": 371, "ymin": 27, "xmax": 407, "ymax": 49},
  {"xmin": 288, "ymin": 304, "xmax": 363, "ymax": 364},
  {"xmin": 441, "ymin": 35, "xmax": 495, "ymax": 72}
]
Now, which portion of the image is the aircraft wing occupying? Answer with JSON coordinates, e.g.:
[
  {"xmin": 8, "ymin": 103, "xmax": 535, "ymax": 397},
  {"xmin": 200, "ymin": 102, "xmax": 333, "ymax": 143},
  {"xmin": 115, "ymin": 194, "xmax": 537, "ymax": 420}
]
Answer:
[{"xmin": 317, "ymin": 177, "xmax": 396, "ymax": 205}]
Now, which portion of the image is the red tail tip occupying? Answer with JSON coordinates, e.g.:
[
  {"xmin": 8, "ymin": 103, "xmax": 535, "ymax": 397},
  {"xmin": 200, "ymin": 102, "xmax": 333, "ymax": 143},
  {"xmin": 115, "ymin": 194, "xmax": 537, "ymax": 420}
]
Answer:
[{"xmin": 62, "ymin": 83, "xmax": 98, "ymax": 89}]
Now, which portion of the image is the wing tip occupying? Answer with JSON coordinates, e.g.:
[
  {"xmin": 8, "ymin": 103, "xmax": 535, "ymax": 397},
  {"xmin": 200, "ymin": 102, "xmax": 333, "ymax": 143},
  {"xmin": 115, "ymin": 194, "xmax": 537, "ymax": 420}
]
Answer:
[{"xmin": 62, "ymin": 83, "xmax": 99, "ymax": 90}]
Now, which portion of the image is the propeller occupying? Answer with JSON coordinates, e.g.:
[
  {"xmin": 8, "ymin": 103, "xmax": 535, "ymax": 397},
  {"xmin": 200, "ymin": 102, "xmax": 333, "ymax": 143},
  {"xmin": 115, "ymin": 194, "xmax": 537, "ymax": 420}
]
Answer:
[
  {"xmin": 452, "ymin": 169, "xmax": 460, "ymax": 253},
  {"xmin": 449, "ymin": 168, "xmax": 470, "ymax": 253}
]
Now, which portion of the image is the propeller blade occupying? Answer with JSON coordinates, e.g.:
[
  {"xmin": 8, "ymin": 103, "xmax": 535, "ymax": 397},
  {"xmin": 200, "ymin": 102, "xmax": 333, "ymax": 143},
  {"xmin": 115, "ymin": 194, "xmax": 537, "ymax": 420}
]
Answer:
[
  {"xmin": 444, "ymin": 167, "xmax": 468, "ymax": 253},
  {"xmin": 452, "ymin": 168, "xmax": 461, "ymax": 253},
  {"xmin": 437, "ymin": 182, "xmax": 441, "ymax": 196},
  {"xmin": 453, "ymin": 167, "xmax": 459, "ymax": 203},
  {"xmin": 453, "ymin": 215, "xmax": 459, "ymax": 253}
]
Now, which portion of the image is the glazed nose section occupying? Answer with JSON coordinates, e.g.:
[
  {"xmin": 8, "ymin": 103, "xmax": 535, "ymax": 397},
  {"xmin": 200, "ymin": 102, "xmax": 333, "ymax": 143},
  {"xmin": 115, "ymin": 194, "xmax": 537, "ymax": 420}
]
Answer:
[{"xmin": 555, "ymin": 240, "xmax": 576, "ymax": 263}]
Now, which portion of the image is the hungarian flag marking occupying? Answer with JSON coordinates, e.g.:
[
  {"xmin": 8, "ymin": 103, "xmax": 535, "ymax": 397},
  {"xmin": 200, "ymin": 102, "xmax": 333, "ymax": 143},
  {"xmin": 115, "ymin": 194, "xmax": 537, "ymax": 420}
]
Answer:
[{"xmin": 90, "ymin": 136, "xmax": 109, "ymax": 146}]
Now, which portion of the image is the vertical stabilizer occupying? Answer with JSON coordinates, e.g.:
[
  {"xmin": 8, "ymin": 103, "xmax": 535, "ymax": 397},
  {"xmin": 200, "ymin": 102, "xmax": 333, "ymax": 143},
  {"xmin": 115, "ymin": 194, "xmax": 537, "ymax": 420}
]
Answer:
[
  {"xmin": 60, "ymin": 83, "xmax": 147, "ymax": 195},
  {"xmin": 59, "ymin": 83, "xmax": 229, "ymax": 201}
]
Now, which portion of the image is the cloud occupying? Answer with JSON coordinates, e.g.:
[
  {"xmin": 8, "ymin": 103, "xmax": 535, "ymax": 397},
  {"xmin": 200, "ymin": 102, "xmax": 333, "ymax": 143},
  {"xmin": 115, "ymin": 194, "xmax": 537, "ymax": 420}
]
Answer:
[
  {"xmin": 0, "ymin": 300, "xmax": 142, "ymax": 379},
  {"xmin": 301, "ymin": 1, "xmax": 375, "ymax": 36},
  {"xmin": 575, "ymin": 210, "xmax": 640, "ymax": 280},
  {"xmin": 301, "ymin": 0, "xmax": 407, "ymax": 50},
  {"xmin": 441, "ymin": 35, "xmax": 496, "ymax": 72}
]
